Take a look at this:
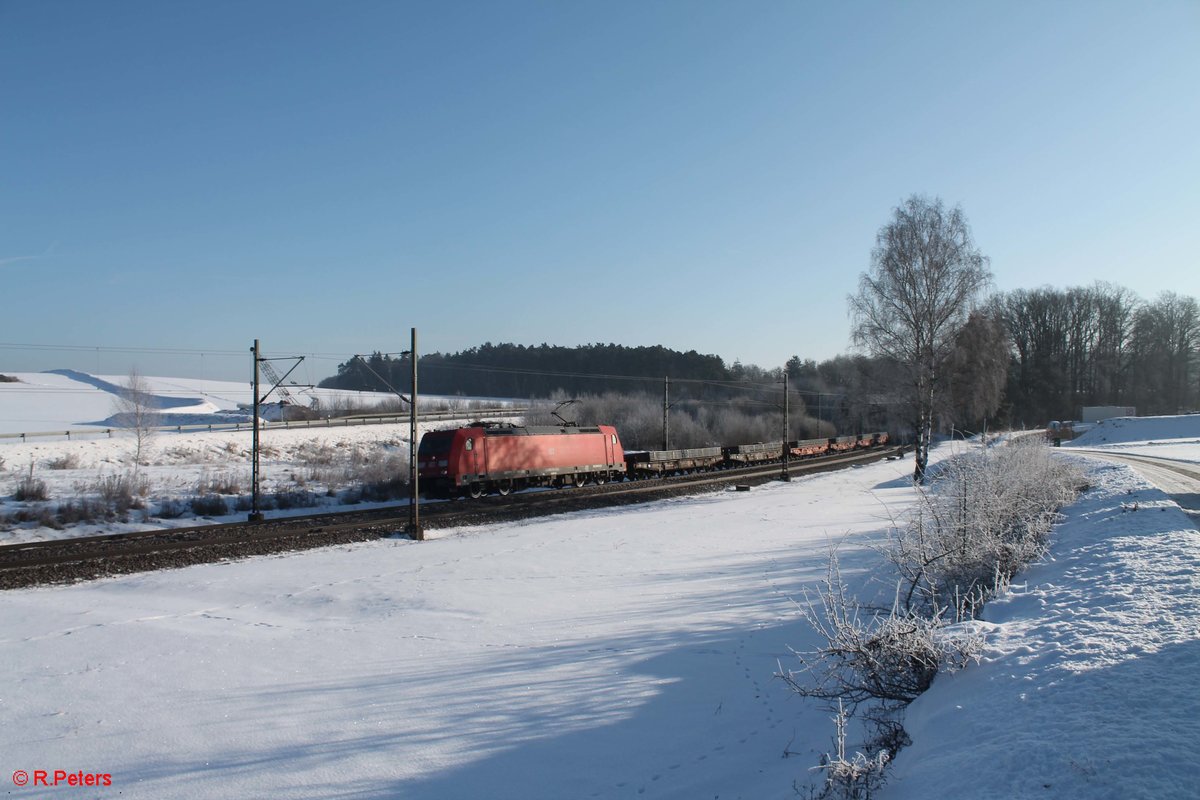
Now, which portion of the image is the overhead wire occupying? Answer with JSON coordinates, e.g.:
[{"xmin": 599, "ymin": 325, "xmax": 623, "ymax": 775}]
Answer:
[{"xmin": 2, "ymin": 340, "xmax": 853, "ymax": 402}]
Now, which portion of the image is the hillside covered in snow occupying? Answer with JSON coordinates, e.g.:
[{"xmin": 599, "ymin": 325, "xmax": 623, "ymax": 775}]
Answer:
[
  {"xmin": 0, "ymin": 370, "xmax": 412, "ymax": 436},
  {"xmin": 0, "ymin": 372, "xmax": 509, "ymax": 544}
]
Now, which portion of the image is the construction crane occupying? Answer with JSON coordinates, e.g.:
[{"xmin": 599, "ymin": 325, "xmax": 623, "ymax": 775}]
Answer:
[
  {"xmin": 259, "ymin": 358, "xmax": 296, "ymax": 405},
  {"xmin": 258, "ymin": 353, "xmax": 319, "ymax": 412}
]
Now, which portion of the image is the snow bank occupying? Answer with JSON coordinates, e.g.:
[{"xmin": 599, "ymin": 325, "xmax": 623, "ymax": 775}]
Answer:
[
  {"xmin": 882, "ymin": 459, "xmax": 1200, "ymax": 799},
  {"xmin": 1067, "ymin": 413, "xmax": 1200, "ymax": 448}
]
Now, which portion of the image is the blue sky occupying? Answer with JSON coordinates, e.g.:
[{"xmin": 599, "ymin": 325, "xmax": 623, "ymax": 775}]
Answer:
[{"xmin": 2, "ymin": 0, "xmax": 1197, "ymax": 383}]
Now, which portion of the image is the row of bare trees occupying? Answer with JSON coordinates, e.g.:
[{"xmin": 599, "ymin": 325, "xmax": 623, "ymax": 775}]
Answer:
[
  {"xmin": 824, "ymin": 279, "xmax": 1197, "ymax": 470},
  {"xmin": 998, "ymin": 285, "xmax": 1199, "ymax": 425},
  {"xmin": 836, "ymin": 194, "xmax": 1199, "ymax": 482},
  {"xmin": 523, "ymin": 390, "xmax": 831, "ymax": 451}
]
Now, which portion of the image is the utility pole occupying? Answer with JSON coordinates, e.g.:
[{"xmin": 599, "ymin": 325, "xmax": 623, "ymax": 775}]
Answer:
[
  {"xmin": 346, "ymin": 334, "xmax": 422, "ymax": 539},
  {"xmin": 248, "ymin": 341, "xmax": 306, "ymax": 522},
  {"xmin": 346, "ymin": 333, "xmax": 422, "ymax": 539},
  {"xmin": 781, "ymin": 372, "xmax": 791, "ymax": 481},
  {"xmin": 250, "ymin": 339, "xmax": 263, "ymax": 521},
  {"xmin": 408, "ymin": 327, "xmax": 423, "ymax": 540},
  {"xmin": 663, "ymin": 376, "xmax": 670, "ymax": 451}
]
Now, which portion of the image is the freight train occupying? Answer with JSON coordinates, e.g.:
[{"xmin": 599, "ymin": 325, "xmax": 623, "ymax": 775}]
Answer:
[{"xmin": 417, "ymin": 423, "xmax": 889, "ymax": 499}]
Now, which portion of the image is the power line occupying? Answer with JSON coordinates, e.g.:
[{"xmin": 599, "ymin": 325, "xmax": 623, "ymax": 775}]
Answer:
[
  {"xmin": 417, "ymin": 360, "xmax": 791, "ymax": 392},
  {"xmin": 0, "ymin": 342, "xmax": 246, "ymax": 357},
  {"xmin": 0, "ymin": 342, "xmax": 358, "ymax": 362},
  {"xmin": 3, "ymin": 341, "xmax": 852, "ymax": 400}
]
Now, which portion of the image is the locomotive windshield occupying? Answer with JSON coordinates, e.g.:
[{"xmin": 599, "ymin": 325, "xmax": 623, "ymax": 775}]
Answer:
[{"xmin": 417, "ymin": 431, "xmax": 454, "ymax": 456}]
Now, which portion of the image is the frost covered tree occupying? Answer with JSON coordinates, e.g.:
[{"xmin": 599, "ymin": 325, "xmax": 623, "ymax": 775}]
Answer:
[
  {"xmin": 849, "ymin": 195, "xmax": 991, "ymax": 482},
  {"xmin": 113, "ymin": 368, "xmax": 160, "ymax": 475}
]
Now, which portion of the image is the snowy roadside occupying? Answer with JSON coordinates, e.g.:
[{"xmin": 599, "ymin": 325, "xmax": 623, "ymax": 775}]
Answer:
[
  {"xmin": 1063, "ymin": 413, "xmax": 1200, "ymax": 462},
  {"xmin": 881, "ymin": 456, "xmax": 1200, "ymax": 799}
]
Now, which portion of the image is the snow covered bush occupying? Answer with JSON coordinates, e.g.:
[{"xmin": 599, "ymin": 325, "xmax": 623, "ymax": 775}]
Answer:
[
  {"xmin": 196, "ymin": 471, "xmax": 245, "ymax": 496},
  {"xmin": 15, "ymin": 474, "xmax": 49, "ymax": 502},
  {"xmin": 271, "ymin": 490, "xmax": 320, "ymax": 510},
  {"xmin": 95, "ymin": 473, "xmax": 149, "ymax": 514},
  {"xmin": 291, "ymin": 444, "xmax": 408, "ymax": 499},
  {"xmin": 296, "ymin": 442, "xmax": 340, "ymax": 467},
  {"xmin": 155, "ymin": 498, "xmax": 188, "ymax": 519},
  {"xmin": 45, "ymin": 453, "xmax": 81, "ymax": 470},
  {"xmin": 189, "ymin": 495, "xmax": 228, "ymax": 517},
  {"xmin": 783, "ymin": 436, "xmax": 1084, "ymax": 798},
  {"xmin": 2, "ymin": 505, "xmax": 57, "ymax": 530},
  {"xmin": 780, "ymin": 557, "xmax": 981, "ymax": 799},
  {"xmin": 344, "ymin": 451, "xmax": 409, "ymax": 500},
  {"xmin": 54, "ymin": 499, "xmax": 107, "ymax": 526},
  {"xmin": 889, "ymin": 436, "xmax": 1086, "ymax": 618},
  {"xmin": 810, "ymin": 702, "xmax": 891, "ymax": 800},
  {"xmin": 779, "ymin": 555, "xmax": 981, "ymax": 709}
]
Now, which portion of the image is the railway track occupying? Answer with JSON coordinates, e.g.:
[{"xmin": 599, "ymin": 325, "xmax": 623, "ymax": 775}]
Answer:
[{"xmin": 0, "ymin": 446, "xmax": 903, "ymax": 589}]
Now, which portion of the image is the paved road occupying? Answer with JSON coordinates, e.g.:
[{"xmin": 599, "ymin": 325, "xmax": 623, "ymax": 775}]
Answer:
[{"xmin": 1070, "ymin": 449, "xmax": 1200, "ymax": 528}]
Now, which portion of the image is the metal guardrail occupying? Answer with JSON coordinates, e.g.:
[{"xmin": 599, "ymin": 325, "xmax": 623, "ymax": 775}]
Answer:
[{"xmin": 0, "ymin": 407, "xmax": 529, "ymax": 444}]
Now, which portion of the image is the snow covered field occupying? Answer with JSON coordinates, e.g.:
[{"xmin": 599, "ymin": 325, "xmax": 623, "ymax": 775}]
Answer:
[
  {"xmin": 2, "ymin": 456, "xmax": 927, "ymax": 800},
  {"xmin": 0, "ymin": 369, "xmax": 503, "ymax": 438},
  {"xmin": 0, "ymin": 372, "xmax": 509, "ymax": 543},
  {"xmin": 0, "ymin": 370, "xmax": 307, "ymax": 436},
  {"xmin": 3, "ymin": 380, "xmax": 1199, "ymax": 799},
  {"xmin": 0, "ymin": 417, "xmax": 422, "ymax": 543}
]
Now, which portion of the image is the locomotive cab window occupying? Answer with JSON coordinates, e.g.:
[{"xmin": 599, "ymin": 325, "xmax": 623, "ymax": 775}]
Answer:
[
  {"xmin": 465, "ymin": 438, "xmax": 474, "ymax": 451},
  {"xmin": 418, "ymin": 433, "xmax": 453, "ymax": 456}
]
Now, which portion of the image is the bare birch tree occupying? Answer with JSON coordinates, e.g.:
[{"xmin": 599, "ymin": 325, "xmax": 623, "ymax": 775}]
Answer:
[
  {"xmin": 113, "ymin": 368, "xmax": 160, "ymax": 476},
  {"xmin": 849, "ymin": 195, "xmax": 991, "ymax": 482}
]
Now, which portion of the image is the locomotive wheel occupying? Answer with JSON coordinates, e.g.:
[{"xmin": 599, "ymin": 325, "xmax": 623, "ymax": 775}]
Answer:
[
  {"xmin": 497, "ymin": 479, "xmax": 513, "ymax": 496},
  {"xmin": 572, "ymin": 473, "xmax": 587, "ymax": 488},
  {"xmin": 468, "ymin": 483, "xmax": 484, "ymax": 499},
  {"xmin": 594, "ymin": 472, "xmax": 608, "ymax": 485}
]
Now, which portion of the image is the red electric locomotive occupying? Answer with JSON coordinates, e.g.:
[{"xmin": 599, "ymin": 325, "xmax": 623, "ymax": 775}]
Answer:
[{"xmin": 417, "ymin": 423, "xmax": 626, "ymax": 498}]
